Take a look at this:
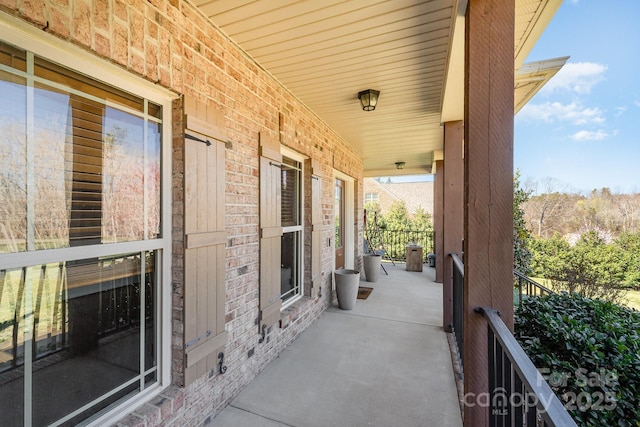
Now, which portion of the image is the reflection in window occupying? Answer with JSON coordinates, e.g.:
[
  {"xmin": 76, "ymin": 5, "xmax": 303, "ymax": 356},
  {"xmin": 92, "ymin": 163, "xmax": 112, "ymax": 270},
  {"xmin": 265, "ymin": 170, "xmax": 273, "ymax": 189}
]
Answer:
[
  {"xmin": 0, "ymin": 252, "xmax": 157, "ymax": 426},
  {"xmin": 280, "ymin": 232, "xmax": 299, "ymax": 302},
  {"xmin": 0, "ymin": 69, "xmax": 27, "ymax": 252},
  {"xmin": 0, "ymin": 39, "xmax": 164, "ymax": 426},
  {"xmin": 280, "ymin": 155, "xmax": 303, "ymax": 304},
  {"xmin": 0, "ymin": 47, "xmax": 161, "ymax": 254},
  {"xmin": 281, "ymin": 156, "xmax": 300, "ymax": 227},
  {"xmin": 335, "ymin": 179, "xmax": 343, "ymax": 249},
  {"xmin": 102, "ymin": 108, "xmax": 161, "ymax": 242}
]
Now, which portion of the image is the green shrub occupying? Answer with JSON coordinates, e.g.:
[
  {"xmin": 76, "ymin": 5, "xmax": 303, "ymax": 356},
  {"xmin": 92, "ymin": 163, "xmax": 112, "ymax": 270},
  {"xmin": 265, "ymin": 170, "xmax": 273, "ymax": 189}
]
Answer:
[
  {"xmin": 515, "ymin": 293, "xmax": 640, "ymax": 426},
  {"xmin": 530, "ymin": 232, "xmax": 640, "ymax": 292}
]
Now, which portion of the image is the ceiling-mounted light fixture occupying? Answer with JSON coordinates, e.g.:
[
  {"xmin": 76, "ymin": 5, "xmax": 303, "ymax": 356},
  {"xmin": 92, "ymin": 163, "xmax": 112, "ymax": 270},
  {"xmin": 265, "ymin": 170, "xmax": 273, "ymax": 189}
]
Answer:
[
  {"xmin": 358, "ymin": 89, "xmax": 380, "ymax": 111},
  {"xmin": 395, "ymin": 161, "xmax": 405, "ymax": 170}
]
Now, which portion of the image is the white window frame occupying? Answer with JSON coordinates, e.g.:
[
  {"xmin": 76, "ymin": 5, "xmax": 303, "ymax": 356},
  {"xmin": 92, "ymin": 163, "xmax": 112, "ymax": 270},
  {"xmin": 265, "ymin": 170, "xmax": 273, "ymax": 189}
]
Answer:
[
  {"xmin": 365, "ymin": 192, "xmax": 379, "ymax": 204},
  {"xmin": 280, "ymin": 147, "xmax": 306, "ymax": 308},
  {"xmin": 333, "ymin": 170, "xmax": 355, "ymax": 274},
  {"xmin": 0, "ymin": 12, "xmax": 176, "ymax": 427}
]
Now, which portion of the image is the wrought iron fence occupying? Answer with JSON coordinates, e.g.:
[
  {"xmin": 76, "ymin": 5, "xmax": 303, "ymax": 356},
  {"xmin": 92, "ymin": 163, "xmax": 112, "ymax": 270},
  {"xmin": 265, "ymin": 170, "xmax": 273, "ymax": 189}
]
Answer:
[{"xmin": 375, "ymin": 229, "xmax": 434, "ymax": 262}]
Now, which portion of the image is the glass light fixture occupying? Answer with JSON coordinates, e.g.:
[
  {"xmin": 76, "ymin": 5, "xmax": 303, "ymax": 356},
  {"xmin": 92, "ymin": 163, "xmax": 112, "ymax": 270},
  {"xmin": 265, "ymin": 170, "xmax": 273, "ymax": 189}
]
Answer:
[{"xmin": 358, "ymin": 89, "xmax": 380, "ymax": 111}]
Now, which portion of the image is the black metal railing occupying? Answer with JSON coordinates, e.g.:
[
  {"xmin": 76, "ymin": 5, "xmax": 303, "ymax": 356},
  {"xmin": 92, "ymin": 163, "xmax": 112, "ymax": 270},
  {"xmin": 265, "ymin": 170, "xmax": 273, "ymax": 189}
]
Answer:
[
  {"xmin": 450, "ymin": 253, "xmax": 464, "ymax": 367},
  {"xmin": 1, "ymin": 254, "xmax": 153, "ymax": 374},
  {"xmin": 0, "ymin": 264, "xmax": 69, "ymax": 374},
  {"xmin": 514, "ymin": 270, "xmax": 554, "ymax": 306},
  {"xmin": 480, "ymin": 307, "xmax": 578, "ymax": 427},
  {"xmin": 448, "ymin": 260, "xmax": 574, "ymax": 425},
  {"xmin": 375, "ymin": 229, "xmax": 433, "ymax": 262}
]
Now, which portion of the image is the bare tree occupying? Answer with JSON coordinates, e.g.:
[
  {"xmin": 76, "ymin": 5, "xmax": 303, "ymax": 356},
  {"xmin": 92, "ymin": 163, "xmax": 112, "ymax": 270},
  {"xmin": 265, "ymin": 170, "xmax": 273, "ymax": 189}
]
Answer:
[
  {"xmin": 0, "ymin": 123, "xmax": 27, "ymax": 252},
  {"xmin": 524, "ymin": 178, "xmax": 572, "ymax": 237}
]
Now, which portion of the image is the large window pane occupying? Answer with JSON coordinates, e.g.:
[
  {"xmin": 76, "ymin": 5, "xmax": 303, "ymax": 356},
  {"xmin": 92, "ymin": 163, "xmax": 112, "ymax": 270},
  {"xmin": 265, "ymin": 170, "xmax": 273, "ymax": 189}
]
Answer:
[
  {"xmin": 335, "ymin": 179, "xmax": 343, "ymax": 249},
  {"xmin": 0, "ymin": 70, "xmax": 27, "ymax": 253},
  {"xmin": 0, "ymin": 39, "xmax": 165, "ymax": 426},
  {"xmin": 281, "ymin": 232, "xmax": 300, "ymax": 302},
  {"xmin": 146, "ymin": 121, "xmax": 162, "ymax": 239},
  {"xmin": 0, "ymin": 66, "xmax": 162, "ymax": 251},
  {"xmin": 0, "ymin": 252, "xmax": 157, "ymax": 427},
  {"xmin": 280, "ymin": 154, "xmax": 303, "ymax": 303},
  {"xmin": 33, "ymin": 84, "xmax": 74, "ymax": 249},
  {"xmin": 103, "ymin": 108, "xmax": 145, "ymax": 243},
  {"xmin": 281, "ymin": 157, "xmax": 300, "ymax": 227}
]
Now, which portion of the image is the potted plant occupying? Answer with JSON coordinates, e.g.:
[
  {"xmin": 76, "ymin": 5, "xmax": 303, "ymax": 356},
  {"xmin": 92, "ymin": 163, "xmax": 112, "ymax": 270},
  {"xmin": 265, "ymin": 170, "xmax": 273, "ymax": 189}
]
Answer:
[{"xmin": 334, "ymin": 269, "xmax": 360, "ymax": 310}]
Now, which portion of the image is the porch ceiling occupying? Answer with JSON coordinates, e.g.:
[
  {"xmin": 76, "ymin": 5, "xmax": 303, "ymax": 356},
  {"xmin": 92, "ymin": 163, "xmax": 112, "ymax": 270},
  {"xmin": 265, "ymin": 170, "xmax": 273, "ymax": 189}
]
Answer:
[{"xmin": 194, "ymin": 0, "xmax": 562, "ymax": 177}]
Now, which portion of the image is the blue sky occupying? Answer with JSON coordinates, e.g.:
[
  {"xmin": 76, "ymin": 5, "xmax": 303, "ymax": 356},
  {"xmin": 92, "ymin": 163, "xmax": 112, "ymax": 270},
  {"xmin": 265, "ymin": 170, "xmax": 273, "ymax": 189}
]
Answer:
[{"xmin": 516, "ymin": 0, "xmax": 640, "ymax": 194}]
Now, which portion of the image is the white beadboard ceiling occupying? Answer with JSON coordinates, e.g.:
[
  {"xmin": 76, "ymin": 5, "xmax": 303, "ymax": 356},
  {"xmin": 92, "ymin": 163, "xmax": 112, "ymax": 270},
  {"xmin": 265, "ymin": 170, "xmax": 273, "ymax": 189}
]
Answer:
[{"xmin": 194, "ymin": 0, "xmax": 563, "ymax": 177}]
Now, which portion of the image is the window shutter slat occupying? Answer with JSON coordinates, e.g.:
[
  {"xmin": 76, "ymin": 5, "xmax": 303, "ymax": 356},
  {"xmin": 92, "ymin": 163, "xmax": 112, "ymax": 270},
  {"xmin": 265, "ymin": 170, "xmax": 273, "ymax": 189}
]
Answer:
[
  {"xmin": 259, "ymin": 133, "xmax": 282, "ymax": 330},
  {"xmin": 183, "ymin": 98, "xmax": 228, "ymax": 386},
  {"xmin": 69, "ymin": 94, "xmax": 103, "ymax": 247}
]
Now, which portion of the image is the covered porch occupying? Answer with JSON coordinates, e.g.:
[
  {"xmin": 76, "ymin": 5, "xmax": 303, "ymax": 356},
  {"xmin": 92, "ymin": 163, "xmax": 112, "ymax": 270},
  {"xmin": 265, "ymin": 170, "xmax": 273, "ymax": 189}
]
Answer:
[
  {"xmin": 0, "ymin": 0, "xmax": 574, "ymax": 425},
  {"xmin": 211, "ymin": 264, "xmax": 463, "ymax": 427}
]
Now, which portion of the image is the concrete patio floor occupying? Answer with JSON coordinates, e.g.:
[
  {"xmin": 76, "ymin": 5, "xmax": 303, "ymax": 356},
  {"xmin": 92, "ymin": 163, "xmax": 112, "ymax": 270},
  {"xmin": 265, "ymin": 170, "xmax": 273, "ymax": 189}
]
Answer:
[{"xmin": 210, "ymin": 263, "xmax": 463, "ymax": 427}]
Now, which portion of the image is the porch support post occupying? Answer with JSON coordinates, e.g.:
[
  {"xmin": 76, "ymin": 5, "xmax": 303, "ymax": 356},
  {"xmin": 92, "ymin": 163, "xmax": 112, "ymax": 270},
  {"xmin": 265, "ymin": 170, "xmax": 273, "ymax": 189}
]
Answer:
[
  {"xmin": 433, "ymin": 158, "xmax": 444, "ymax": 283},
  {"xmin": 464, "ymin": 0, "xmax": 515, "ymax": 426},
  {"xmin": 442, "ymin": 120, "xmax": 464, "ymax": 333}
]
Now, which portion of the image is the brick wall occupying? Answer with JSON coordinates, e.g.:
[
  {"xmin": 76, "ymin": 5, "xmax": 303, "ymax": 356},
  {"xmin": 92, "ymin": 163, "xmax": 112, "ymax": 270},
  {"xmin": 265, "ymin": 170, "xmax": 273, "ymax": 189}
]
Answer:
[
  {"xmin": 0, "ymin": 1, "xmax": 364, "ymax": 425},
  {"xmin": 363, "ymin": 178, "xmax": 434, "ymax": 217}
]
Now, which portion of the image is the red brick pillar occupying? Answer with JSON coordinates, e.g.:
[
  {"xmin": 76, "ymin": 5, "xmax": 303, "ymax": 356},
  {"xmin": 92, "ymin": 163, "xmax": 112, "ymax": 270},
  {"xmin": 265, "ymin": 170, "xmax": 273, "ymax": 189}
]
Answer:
[
  {"xmin": 464, "ymin": 0, "xmax": 515, "ymax": 425},
  {"xmin": 433, "ymin": 158, "xmax": 444, "ymax": 284},
  {"xmin": 442, "ymin": 121, "xmax": 464, "ymax": 333}
]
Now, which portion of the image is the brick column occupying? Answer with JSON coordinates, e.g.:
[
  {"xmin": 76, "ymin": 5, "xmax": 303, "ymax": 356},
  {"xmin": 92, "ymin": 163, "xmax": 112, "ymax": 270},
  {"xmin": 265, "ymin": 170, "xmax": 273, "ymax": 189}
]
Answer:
[
  {"xmin": 442, "ymin": 121, "xmax": 463, "ymax": 333},
  {"xmin": 464, "ymin": 0, "xmax": 515, "ymax": 425},
  {"xmin": 433, "ymin": 158, "xmax": 444, "ymax": 283}
]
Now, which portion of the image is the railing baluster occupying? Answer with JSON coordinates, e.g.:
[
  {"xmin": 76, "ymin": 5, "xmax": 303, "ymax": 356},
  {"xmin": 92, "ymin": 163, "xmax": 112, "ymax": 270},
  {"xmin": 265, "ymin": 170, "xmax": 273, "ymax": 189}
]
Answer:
[
  {"xmin": 367, "ymin": 229, "xmax": 434, "ymax": 262},
  {"xmin": 489, "ymin": 327, "xmax": 497, "ymax": 426},
  {"xmin": 526, "ymin": 397, "xmax": 537, "ymax": 426},
  {"xmin": 504, "ymin": 354, "xmax": 512, "ymax": 427},
  {"xmin": 449, "ymin": 260, "xmax": 574, "ymax": 426},
  {"xmin": 514, "ymin": 270, "xmax": 554, "ymax": 302},
  {"xmin": 514, "ymin": 374, "xmax": 524, "ymax": 426},
  {"xmin": 450, "ymin": 254, "xmax": 464, "ymax": 369},
  {"xmin": 481, "ymin": 308, "xmax": 578, "ymax": 427},
  {"xmin": 495, "ymin": 337, "xmax": 504, "ymax": 426}
]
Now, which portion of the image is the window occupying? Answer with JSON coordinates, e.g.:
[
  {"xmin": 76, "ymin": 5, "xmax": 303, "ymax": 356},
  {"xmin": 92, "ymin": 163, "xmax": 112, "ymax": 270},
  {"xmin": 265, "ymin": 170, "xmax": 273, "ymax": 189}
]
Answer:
[
  {"xmin": 0, "ymin": 38, "xmax": 170, "ymax": 426},
  {"xmin": 280, "ymin": 153, "xmax": 303, "ymax": 305},
  {"xmin": 365, "ymin": 192, "xmax": 379, "ymax": 204}
]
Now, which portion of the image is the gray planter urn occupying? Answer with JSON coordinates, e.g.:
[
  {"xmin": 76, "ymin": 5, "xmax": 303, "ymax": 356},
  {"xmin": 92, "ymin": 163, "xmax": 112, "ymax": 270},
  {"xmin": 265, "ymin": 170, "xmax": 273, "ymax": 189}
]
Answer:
[
  {"xmin": 363, "ymin": 254, "xmax": 382, "ymax": 282},
  {"xmin": 334, "ymin": 269, "xmax": 360, "ymax": 310}
]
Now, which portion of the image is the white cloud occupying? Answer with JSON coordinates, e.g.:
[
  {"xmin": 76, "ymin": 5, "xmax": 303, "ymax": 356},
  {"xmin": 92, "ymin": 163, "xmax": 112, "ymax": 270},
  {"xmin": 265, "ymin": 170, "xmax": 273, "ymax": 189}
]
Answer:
[
  {"xmin": 518, "ymin": 101, "xmax": 605, "ymax": 126},
  {"xmin": 542, "ymin": 62, "xmax": 607, "ymax": 95},
  {"xmin": 571, "ymin": 130, "xmax": 608, "ymax": 141},
  {"xmin": 616, "ymin": 106, "xmax": 626, "ymax": 116},
  {"xmin": 634, "ymin": 100, "xmax": 640, "ymax": 107}
]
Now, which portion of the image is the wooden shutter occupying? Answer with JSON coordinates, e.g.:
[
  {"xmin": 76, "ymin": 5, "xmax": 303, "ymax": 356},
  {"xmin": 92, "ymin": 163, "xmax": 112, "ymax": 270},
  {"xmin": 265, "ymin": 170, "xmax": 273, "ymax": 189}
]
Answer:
[
  {"xmin": 310, "ymin": 158, "xmax": 323, "ymax": 298},
  {"xmin": 183, "ymin": 98, "xmax": 228, "ymax": 385},
  {"xmin": 259, "ymin": 133, "xmax": 282, "ymax": 330}
]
